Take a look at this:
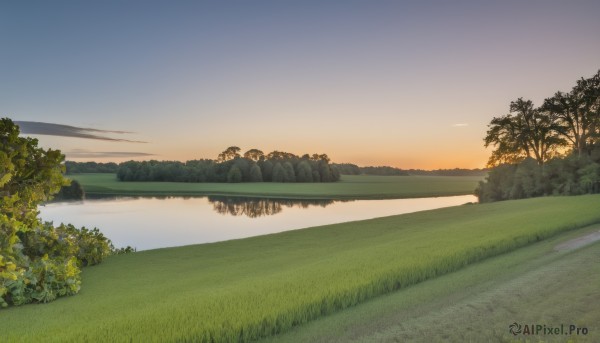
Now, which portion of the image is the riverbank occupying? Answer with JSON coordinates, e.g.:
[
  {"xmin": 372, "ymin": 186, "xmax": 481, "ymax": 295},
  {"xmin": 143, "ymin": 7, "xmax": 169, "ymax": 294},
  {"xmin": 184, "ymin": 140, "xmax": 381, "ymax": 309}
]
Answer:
[
  {"xmin": 69, "ymin": 173, "xmax": 483, "ymax": 199},
  {"xmin": 2, "ymin": 195, "xmax": 599, "ymax": 342}
]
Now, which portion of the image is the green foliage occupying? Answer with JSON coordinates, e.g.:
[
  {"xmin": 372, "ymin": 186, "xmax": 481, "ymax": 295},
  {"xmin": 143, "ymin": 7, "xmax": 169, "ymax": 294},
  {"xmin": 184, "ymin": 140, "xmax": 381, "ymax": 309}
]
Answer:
[
  {"xmin": 227, "ymin": 166, "xmax": 242, "ymax": 183},
  {"xmin": 282, "ymin": 162, "xmax": 296, "ymax": 182},
  {"xmin": 479, "ymin": 70, "xmax": 600, "ymax": 202},
  {"xmin": 0, "ymin": 118, "xmax": 114, "ymax": 309},
  {"xmin": 332, "ymin": 164, "xmax": 488, "ymax": 176},
  {"xmin": 54, "ymin": 179, "xmax": 85, "ymax": 200},
  {"xmin": 115, "ymin": 148, "xmax": 341, "ymax": 183},
  {"xmin": 271, "ymin": 162, "xmax": 285, "ymax": 182},
  {"xmin": 249, "ymin": 164, "xmax": 263, "ymax": 182},
  {"xmin": 259, "ymin": 160, "xmax": 274, "ymax": 182},
  {"xmin": 406, "ymin": 168, "xmax": 489, "ymax": 176},
  {"xmin": 484, "ymin": 98, "xmax": 566, "ymax": 167},
  {"xmin": 476, "ymin": 149, "xmax": 600, "ymax": 202},
  {"xmin": 111, "ymin": 246, "xmax": 137, "ymax": 255},
  {"xmin": 510, "ymin": 158, "xmax": 544, "ymax": 199},
  {"xmin": 243, "ymin": 149, "xmax": 264, "ymax": 162},
  {"xmin": 0, "ymin": 118, "xmax": 67, "ymax": 225},
  {"xmin": 295, "ymin": 161, "xmax": 313, "ymax": 182},
  {"xmin": 218, "ymin": 146, "xmax": 241, "ymax": 162},
  {"xmin": 65, "ymin": 161, "xmax": 118, "ymax": 174}
]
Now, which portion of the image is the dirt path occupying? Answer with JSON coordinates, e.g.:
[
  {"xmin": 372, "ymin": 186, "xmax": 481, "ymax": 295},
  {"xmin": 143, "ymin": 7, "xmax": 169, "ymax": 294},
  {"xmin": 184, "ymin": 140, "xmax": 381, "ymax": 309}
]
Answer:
[{"xmin": 554, "ymin": 228, "xmax": 600, "ymax": 251}]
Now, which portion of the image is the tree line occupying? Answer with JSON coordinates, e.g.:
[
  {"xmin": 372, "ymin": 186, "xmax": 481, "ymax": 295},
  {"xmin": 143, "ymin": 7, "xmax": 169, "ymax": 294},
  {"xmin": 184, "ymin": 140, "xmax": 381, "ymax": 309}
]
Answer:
[
  {"xmin": 65, "ymin": 161, "xmax": 118, "ymax": 174},
  {"xmin": 66, "ymin": 160, "xmax": 488, "ymax": 178},
  {"xmin": 333, "ymin": 163, "xmax": 487, "ymax": 176},
  {"xmin": 116, "ymin": 147, "xmax": 341, "ymax": 183},
  {"xmin": 333, "ymin": 163, "xmax": 409, "ymax": 176},
  {"xmin": 476, "ymin": 70, "xmax": 600, "ymax": 202}
]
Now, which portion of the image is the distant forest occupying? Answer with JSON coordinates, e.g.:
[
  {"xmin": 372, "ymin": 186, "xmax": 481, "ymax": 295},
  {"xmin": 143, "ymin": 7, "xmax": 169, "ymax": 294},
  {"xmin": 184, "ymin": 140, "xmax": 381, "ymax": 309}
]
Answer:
[
  {"xmin": 65, "ymin": 157, "xmax": 488, "ymax": 181},
  {"xmin": 66, "ymin": 161, "xmax": 118, "ymax": 174},
  {"xmin": 332, "ymin": 163, "xmax": 487, "ymax": 176},
  {"xmin": 69, "ymin": 147, "xmax": 340, "ymax": 183}
]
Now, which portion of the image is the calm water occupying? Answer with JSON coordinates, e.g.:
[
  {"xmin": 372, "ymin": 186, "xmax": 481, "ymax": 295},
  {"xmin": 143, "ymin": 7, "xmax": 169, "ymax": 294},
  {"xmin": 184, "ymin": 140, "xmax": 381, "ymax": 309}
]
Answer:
[{"xmin": 39, "ymin": 195, "xmax": 477, "ymax": 250}]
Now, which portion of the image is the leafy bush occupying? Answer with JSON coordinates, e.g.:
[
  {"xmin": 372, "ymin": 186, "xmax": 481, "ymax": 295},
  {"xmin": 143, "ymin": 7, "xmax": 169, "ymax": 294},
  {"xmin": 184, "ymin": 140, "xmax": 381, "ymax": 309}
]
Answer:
[
  {"xmin": 0, "ymin": 118, "xmax": 121, "ymax": 309},
  {"xmin": 54, "ymin": 180, "xmax": 85, "ymax": 200},
  {"xmin": 476, "ymin": 150, "xmax": 600, "ymax": 202}
]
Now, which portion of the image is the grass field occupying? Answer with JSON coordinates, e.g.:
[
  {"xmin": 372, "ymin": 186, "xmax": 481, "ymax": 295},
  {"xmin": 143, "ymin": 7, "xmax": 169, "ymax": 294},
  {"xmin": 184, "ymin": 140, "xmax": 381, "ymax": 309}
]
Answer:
[
  {"xmin": 1, "ymin": 195, "xmax": 600, "ymax": 342},
  {"xmin": 265, "ymin": 224, "xmax": 600, "ymax": 342},
  {"xmin": 69, "ymin": 173, "xmax": 483, "ymax": 199}
]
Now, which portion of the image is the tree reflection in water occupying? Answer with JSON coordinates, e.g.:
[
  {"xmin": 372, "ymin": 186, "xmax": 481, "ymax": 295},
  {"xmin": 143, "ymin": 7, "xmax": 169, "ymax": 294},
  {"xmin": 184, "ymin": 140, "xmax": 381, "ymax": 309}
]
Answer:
[
  {"xmin": 208, "ymin": 196, "xmax": 351, "ymax": 218},
  {"xmin": 59, "ymin": 194, "xmax": 352, "ymax": 218}
]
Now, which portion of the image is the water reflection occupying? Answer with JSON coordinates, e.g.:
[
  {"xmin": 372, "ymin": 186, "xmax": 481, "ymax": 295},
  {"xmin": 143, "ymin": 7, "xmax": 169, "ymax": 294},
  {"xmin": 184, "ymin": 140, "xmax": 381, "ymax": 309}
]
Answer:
[
  {"xmin": 39, "ymin": 194, "xmax": 478, "ymax": 251},
  {"xmin": 208, "ymin": 196, "xmax": 348, "ymax": 218},
  {"xmin": 56, "ymin": 194, "xmax": 349, "ymax": 218}
]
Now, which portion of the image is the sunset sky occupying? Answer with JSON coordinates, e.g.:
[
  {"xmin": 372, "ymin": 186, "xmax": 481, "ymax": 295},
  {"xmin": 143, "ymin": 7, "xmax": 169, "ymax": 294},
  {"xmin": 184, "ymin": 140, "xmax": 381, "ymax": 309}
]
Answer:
[{"xmin": 2, "ymin": 1, "xmax": 599, "ymax": 169}]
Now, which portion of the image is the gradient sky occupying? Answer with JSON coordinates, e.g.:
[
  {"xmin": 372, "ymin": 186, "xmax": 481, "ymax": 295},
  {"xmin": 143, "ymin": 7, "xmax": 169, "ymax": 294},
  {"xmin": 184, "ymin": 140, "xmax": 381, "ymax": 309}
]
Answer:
[{"xmin": 2, "ymin": 1, "xmax": 599, "ymax": 169}]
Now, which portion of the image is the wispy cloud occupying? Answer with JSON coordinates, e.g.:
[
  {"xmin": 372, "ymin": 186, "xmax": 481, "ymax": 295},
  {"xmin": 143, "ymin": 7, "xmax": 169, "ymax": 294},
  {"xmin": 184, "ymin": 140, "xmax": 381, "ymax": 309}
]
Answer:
[
  {"xmin": 451, "ymin": 123, "xmax": 469, "ymax": 127},
  {"xmin": 15, "ymin": 121, "xmax": 147, "ymax": 143},
  {"xmin": 65, "ymin": 149, "xmax": 154, "ymax": 158}
]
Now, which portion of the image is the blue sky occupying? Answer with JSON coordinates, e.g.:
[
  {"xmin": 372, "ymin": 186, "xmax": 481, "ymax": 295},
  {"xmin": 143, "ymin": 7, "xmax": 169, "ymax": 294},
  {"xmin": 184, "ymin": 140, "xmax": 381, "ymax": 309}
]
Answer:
[{"xmin": 2, "ymin": 1, "xmax": 599, "ymax": 168}]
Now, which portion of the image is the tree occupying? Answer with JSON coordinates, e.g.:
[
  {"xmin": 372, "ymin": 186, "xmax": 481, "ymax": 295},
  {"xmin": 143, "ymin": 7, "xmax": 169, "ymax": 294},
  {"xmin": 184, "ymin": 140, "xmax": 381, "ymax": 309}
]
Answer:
[
  {"xmin": 249, "ymin": 163, "xmax": 263, "ymax": 182},
  {"xmin": 55, "ymin": 180, "xmax": 85, "ymax": 200},
  {"xmin": 318, "ymin": 160, "xmax": 333, "ymax": 182},
  {"xmin": 271, "ymin": 162, "xmax": 285, "ymax": 182},
  {"xmin": 311, "ymin": 153, "xmax": 330, "ymax": 162},
  {"xmin": 0, "ymin": 119, "xmax": 67, "ymax": 224},
  {"xmin": 282, "ymin": 162, "xmax": 296, "ymax": 182},
  {"xmin": 484, "ymin": 98, "xmax": 565, "ymax": 167},
  {"xmin": 543, "ymin": 70, "xmax": 600, "ymax": 156},
  {"xmin": 267, "ymin": 150, "xmax": 297, "ymax": 161},
  {"xmin": 243, "ymin": 149, "xmax": 264, "ymax": 162},
  {"xmin": 259, "ymin": 160, "xmax": 273, "ymax": 182},
  {"xmin": 295, "ymin": 161, "xmax": 313, "ymax": 182},
  {"xmin": 1, "ymin": 118, "xmax": 113, "ymax": 309},
  {"xmin": 510, "ymin": 157, "xmax": 544, "ymax": 199},
  {"xmin": 227, "ymin": 165, "xmax": 242, "ymax": 183},
  {"xmin": 217, "ymin": 146, "xmax": 241, "ymax": 162}
]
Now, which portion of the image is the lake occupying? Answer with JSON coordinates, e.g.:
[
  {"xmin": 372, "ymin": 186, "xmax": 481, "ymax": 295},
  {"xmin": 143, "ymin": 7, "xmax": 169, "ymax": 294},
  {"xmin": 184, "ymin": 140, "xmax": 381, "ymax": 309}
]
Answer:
[{"xmin": 39, "ymin": 195, "xmax": 477, "ymax": 250}]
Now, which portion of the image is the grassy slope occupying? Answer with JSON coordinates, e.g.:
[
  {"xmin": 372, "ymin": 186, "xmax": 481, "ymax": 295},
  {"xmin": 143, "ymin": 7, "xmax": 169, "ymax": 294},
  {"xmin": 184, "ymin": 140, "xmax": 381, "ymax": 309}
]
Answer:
[
  {"xmin": 264, "ymin": 225, "xmax": 600, "ymax": 343},
  {"xmin": 70, "ymin": 173, "xmax": 483, "ymax": 199},
  {"xmin": 1, "ymin": 195, "xmax": 600, "ymax": 342}
]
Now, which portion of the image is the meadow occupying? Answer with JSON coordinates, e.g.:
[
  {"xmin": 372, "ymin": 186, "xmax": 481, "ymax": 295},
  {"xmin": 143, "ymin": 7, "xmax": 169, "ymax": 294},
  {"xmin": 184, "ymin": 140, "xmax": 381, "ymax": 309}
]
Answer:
[
  {"xmin": 1, "ymin": 195, "xmax": 600, "ymax": 342},
  {"xmin": 266, "ymin": 224, "xmax": 600, "ymax": 342},
  {"xmin": 70, "ymin": 173, "xmax": 483, "ymax": 199}
]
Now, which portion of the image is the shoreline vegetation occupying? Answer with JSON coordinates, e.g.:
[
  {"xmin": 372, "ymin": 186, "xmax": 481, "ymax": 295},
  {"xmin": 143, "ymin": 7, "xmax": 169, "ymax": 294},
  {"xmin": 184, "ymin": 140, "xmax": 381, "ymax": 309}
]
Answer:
[
  {"xmin": 68, "ymin": 173, "xmax": 484, "ymax": 200},
  {"xmin": 2, "ymin": 195, "xmax": 600, "ymax": 342}
]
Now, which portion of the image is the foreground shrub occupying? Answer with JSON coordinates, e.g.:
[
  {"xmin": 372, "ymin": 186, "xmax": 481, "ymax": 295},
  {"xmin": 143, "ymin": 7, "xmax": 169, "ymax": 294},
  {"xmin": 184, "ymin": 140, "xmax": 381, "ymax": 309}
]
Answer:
[{"xmin": 0, "ymin": 118, "xmax": 123, "ymax": 309}]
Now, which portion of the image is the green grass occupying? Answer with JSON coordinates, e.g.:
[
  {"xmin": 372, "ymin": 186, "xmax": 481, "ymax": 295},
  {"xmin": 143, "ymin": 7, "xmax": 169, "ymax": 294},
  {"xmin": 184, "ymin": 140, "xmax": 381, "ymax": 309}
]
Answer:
[
  {"xmin": 264, "ymin": 225, "xmax": 600, "ymax": 343},
  {"xmin": 2, "ymin": 195, "xmax": 600, "ymax": 342},
  {"xmin": 70, "ymin": 173, "xmax": 483, "ymax": 199}
]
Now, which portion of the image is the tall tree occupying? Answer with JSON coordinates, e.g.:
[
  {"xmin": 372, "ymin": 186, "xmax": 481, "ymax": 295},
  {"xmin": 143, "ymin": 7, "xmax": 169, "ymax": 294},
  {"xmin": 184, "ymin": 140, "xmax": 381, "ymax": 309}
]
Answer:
[
  {"xmin": 484, "ymin": 98, "xmax": 564, "ymax": 167},
  {"xmin": 542, "ymin": 70, "xmax": 600, "ymax": 156},
  {"xmin": 282, "ymin": 162, "xmax": 296, "ymax": 182},
  {"xmin": 226, "ymin": 165, "xmax": 242, "ymax": 183},
  {"xmin": 249, "ymin": 163, "xmax": 263, "ymax": 182},
  {"xmin": 271, "ymin": 162, "xmax": 285, "ymax": 182},
  {"xmin": 243, "ymin": 149, "xmax": 264, "ymax": 162},
  {"xmin": 217, "ymin": 146, "xmax": 241, "ymax": 162},
  {"xmin": 295, "ymin": 161, "xmax": 313, "ymax": 182}
]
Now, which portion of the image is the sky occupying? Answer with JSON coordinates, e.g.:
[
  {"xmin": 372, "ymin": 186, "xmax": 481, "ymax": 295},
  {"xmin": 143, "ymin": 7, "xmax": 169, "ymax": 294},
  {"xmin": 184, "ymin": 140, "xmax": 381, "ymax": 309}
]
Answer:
[{"xmin": 1, "ymin": 1, "xmax": 599, "ymax": 169}]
